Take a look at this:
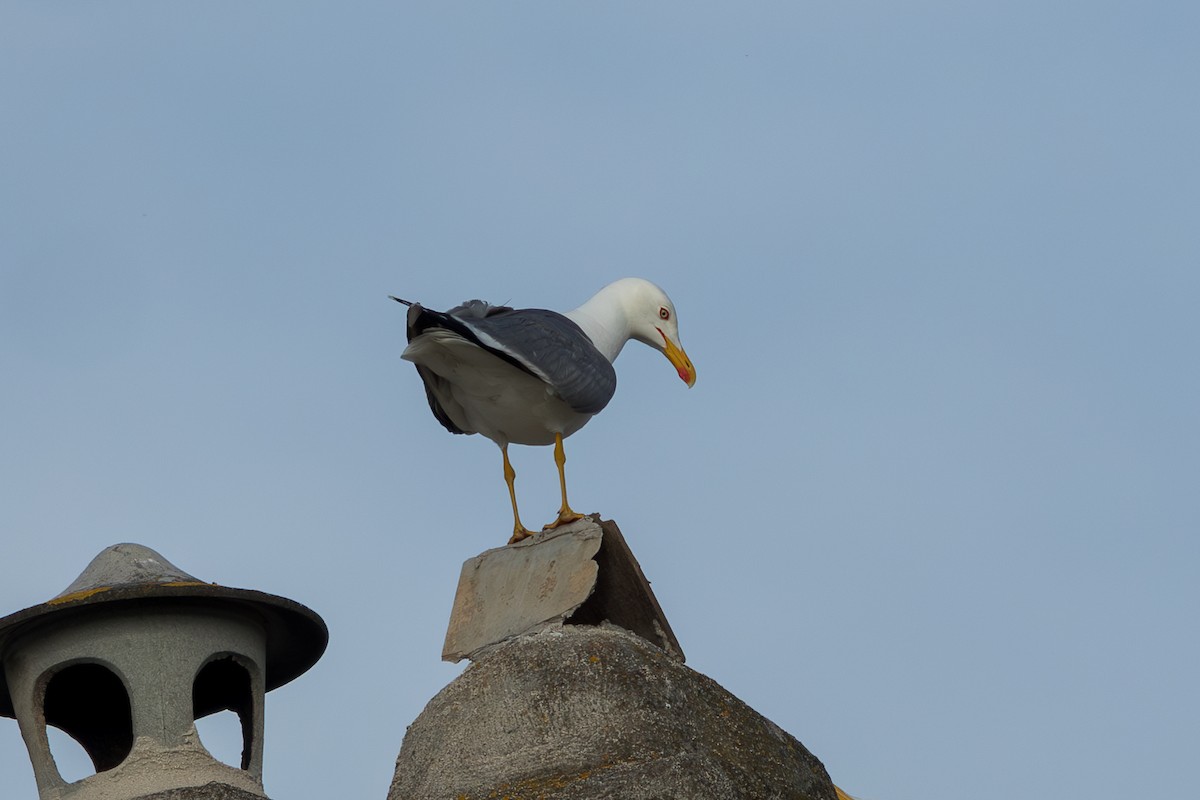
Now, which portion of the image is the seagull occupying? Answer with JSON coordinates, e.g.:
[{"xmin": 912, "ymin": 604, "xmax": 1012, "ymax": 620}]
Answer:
[{"xmin": 392, "ymin": 277, "xmax": 695, "ymax": 543}]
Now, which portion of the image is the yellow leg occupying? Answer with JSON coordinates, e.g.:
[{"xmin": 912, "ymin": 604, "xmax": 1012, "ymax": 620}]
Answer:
[
  {"xmin": 503, "ymin": 445, "xmax": 536, "ymax": 544},
  {"xmin": 543, "ymin": 432, "xmax": 584, "ymax": 530}
]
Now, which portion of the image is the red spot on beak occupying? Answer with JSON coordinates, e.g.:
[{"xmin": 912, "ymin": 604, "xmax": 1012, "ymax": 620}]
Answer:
[{"xmin": 657, "ymin": 327, "xmax": 695, "ymax": 386}]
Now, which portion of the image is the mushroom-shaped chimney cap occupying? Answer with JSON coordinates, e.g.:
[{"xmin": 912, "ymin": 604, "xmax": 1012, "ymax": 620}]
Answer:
[
  {"xmin": 53, "ymin": 543, "xmax": 201, "ymax": 598},
  {"xmin": 0, "ymin": 543, "xmax": 328, "ymax": 718}
]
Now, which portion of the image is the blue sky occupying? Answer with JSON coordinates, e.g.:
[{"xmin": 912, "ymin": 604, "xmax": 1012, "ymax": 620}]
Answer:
[{"xmin": 2, "ymin": 3, "xmax": 1197, "ymax": 799}]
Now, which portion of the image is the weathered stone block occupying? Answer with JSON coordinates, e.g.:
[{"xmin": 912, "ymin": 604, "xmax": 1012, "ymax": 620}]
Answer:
[
  {"xmin": 443, "ymin": 516, "xmax": 681, "ymax": 662},
  {"xmin": 394, "ymin": 626, "xmax": 839, "ymax": 800}
]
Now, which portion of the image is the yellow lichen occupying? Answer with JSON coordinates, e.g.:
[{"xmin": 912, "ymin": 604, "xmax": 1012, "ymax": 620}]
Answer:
[
  {"xmin": 48, "ymin": 586, "xmax": 111, "ymax": 604},
  {"xmin": 486, "ymin": 770, "xmax": 583, "ymax": 798}
]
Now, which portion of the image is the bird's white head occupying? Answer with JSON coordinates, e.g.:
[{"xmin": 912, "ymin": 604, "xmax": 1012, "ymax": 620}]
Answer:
[{"xmin": 575, "ymin": 277, "xmax": 696, "ymax": 388}]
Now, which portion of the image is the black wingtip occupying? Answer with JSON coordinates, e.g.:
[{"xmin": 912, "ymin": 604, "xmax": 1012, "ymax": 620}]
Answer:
[{"xmin": 388, "ymin": 295, "xmax": 414, "ymax": 306}]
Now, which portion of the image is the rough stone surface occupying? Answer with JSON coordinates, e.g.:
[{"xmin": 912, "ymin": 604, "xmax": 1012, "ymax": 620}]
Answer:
[
  {"xmin": 390, "ymin": 626, "xmax": 839, "ymax": 800},
  {"xmin": 132, "ymin": 784, "xmax": 267, "ymax": 800}
]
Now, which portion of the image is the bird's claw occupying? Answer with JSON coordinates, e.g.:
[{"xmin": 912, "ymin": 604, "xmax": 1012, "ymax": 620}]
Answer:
[
  {"xmin": 542, "ymin": 508, "xmax": 584, "ymax": 531},
  {"xmin": 508, "ymin": 525, "xmax": 537, "ymax": 545}
]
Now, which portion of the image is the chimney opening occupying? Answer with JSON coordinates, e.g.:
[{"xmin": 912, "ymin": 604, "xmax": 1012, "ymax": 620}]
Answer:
[
  {"xmin": 192, "ymin": 654, "xmax": 254, "ymax": 770},
  {"xmin": 42, "ymin": 662, "xmax": 134, "ymax": 777}
]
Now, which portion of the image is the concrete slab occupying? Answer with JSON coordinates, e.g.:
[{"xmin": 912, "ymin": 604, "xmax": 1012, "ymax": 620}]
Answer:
[
  {"xmin": 442, "ymin": 519, "xmax": 602, "ymax": 662},
  {"xmin": 442, "ymin": 516, "xmax": 682, "ymax": 663}
]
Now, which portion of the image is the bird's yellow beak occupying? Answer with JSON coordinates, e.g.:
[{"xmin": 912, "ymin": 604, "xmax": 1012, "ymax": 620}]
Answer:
[{"xmin": 660, "ymin": 331, "xmax": 696, "ymax": 388}]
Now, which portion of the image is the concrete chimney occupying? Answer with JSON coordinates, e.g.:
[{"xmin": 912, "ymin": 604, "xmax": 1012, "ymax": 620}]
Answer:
[{"xmin": 0, "ymin": 544, "xmax": 327, "ymax": 800}]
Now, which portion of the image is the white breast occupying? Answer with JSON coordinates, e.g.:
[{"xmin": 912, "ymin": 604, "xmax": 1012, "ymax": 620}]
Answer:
[{"xmin": 403, "ymin": 331, "xmax": 595, "ymax": 446}]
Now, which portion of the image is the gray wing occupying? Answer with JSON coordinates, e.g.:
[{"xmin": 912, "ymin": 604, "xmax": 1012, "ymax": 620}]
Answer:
[{"xmin": 458, "ymin": 308, "xmax": 617, "ymax": 415}]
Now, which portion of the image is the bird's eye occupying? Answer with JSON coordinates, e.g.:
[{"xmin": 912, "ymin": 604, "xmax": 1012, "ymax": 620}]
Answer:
[{"xmin": 658, "ymin": 307, "xmax": 670, "ymax": 321}]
